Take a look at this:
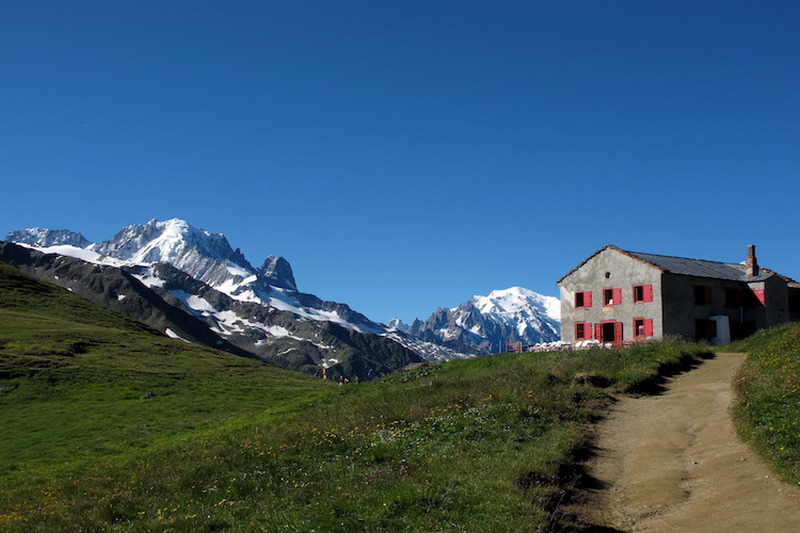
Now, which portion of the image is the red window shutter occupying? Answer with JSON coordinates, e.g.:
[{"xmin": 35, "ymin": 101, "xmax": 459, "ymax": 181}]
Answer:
[
  {"xmin": 595, "ymin": 323, "xmax": 603, "ymax": 341},
  {"xmin": 575, "ymin": 291, "xmax": 592, "ymax": 308},
  {"xmin": 644, "ymin": 284, "xmax": 653, "ymax": 302},
  {"xmin": 614, "ymin": 322, "xmax": 623, "ymax": 342},
  {"xmin": 645, "ymin": 319, "xmax": 654, "ymax": 336},
  {"xmin": 585, "ymin": 322, "xmax": 592, "ymax": 339},
  {"xmin": 613, "ymin": 288, "xmax": 622, "ymax": 306}
]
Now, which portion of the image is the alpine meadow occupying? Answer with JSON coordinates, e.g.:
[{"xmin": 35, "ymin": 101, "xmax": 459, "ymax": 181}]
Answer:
[{"xmin": 1, "ymin": 261, "xmax": 726, "ymax": 531}]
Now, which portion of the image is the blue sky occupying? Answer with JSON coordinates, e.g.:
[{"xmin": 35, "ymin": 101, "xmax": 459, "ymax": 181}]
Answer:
[{"xmin": 2, "ymin": 1, "xmax": 798, "ymax": 323}]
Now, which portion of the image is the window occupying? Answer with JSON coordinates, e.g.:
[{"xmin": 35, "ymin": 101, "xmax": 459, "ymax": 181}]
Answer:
[
  {"xmin": 574, "ymin": 291, "xmax": 592, "ymax": 308},
  {"xmin": 603, "ymin": 287, "xmax": 622, "ymax": 306},
  {"xmin": 695, "ymin": 319, "xmax": 717, "ymax": 341},
  {"xmin": 575, "ymin": 322, "xmax": 592, "ymax": 340},
  {"xmin": 725, "ymin": 288, "xmax": 742, "ymax": 307},
  {"xmin": 633, "ymin": 284, "xmax": 653, "ymax": 303},
  {"xmin": 694, "ymin": 286, "xmax": 712, "ymax": 305},
  {"xmin": 633, "ymin": 317, "xmax": 654, "ymax": 338}
]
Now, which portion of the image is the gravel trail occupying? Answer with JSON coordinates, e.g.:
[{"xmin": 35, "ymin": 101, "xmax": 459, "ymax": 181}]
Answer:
[{"xmin": 576, "ymin": 352, "xmax": 800, "ymax": 532}]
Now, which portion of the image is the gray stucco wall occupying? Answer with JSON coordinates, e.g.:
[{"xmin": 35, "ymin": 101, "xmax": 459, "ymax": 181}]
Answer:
[{"xmin": 559, "ymin": 248, "xmax": 664, "ymax": 343}]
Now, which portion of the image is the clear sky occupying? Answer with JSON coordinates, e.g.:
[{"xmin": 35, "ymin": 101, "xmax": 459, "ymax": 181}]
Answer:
[{"xmin": 2, "ymin": 1, "xmax": 798, "ymax": 324}]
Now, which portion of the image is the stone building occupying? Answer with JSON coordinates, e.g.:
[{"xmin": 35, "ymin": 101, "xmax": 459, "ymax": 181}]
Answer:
[{"xmin": 558, "ymin": 245, "xmax": 799, "ymax": 345}]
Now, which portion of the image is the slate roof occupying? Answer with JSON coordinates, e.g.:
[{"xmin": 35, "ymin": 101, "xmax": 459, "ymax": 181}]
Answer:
[
  {"xmin": 626, "ymin": 251, "xmax": 764, "ymax": 281},
  {"xmin": 558, "ymin": 245, "xmax": 793, "ymax": 284}
]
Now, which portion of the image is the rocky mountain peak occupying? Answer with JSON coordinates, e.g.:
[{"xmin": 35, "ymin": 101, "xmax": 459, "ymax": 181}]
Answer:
[
  {"xmin": 93, "ymin": 218, "xmax": 245, "ymax": 266},
  {"xmin": 386, "ymin": 318, "xmax": 410, "ymax": 333},
  {"xmin": 471, "ymin": 286, "xmax": 561, "ymax": 320},
  {"xmin": 407, "ymin": 287, "xmax": 561, "ymax": 355},
  {"xmin": 5, "ymin": 228, "xmax": 91, "ymax": 248},
  {"xmin": 258, "ymin": 256, "xmax": 297, "ymax": 291}
]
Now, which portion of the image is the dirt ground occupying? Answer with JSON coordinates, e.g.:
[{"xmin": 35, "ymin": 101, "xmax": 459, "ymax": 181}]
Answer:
[{"xmin": 573, "ymin": 352, "xmax": 800, "ymax": 532}]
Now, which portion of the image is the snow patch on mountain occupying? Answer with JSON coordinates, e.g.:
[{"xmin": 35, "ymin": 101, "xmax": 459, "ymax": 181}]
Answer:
[
  {"xmin": 6, "ymin": 219, "xmax": 561, "ymax": 369},
  {"xmin": 6, "ymin": 228, "xmax": 91, "ymax": 248},
  {"xmin": 404, "ymin": 287, "xmax": 561, "ymax": 355}
]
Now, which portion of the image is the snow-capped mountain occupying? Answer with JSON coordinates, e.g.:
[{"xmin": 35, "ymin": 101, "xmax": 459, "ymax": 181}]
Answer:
[
  {"xmin": 8, "ymin": 228, "xmax": 91, "ymax": 248},
  {"xmin": 3, "ymin": 218, "xmax": 562, "ymax": 379},
  {"xmin": 3, "ymin": 219, "xmax": 421, "ymax": 380},
  {"xmin": 401, "ymin": 287, "xmax": 561, "ymax": 355}
]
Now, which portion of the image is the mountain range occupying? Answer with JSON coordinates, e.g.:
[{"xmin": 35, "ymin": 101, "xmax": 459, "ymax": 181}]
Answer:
[{"xmin": 2, "ymin": 219, "xmax": 560, "ymax": 380}]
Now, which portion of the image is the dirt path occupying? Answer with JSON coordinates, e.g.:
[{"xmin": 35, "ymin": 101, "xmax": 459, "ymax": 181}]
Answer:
[{"xmin": 576, "ymin": 352, "xmax": 800, "ymax": 532}]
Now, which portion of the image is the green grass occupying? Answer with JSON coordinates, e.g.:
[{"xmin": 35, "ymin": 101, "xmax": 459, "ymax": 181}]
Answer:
[
  {"xmin": 0, "ymin": 262, "xmax": 714, "ymax": 531},
  {"xmin": 728, "ymin": 322, "xmax": 800, "ymax": 485}
]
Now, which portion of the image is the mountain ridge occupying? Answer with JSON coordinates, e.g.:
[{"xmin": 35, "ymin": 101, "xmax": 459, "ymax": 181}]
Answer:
[
  {"xmin": 392, "ymin": 286, "xmax": 560, "ymax": 355},
  {"xmin": 4, "ymin": 218, "xmax": 561, "ymax": 377}
]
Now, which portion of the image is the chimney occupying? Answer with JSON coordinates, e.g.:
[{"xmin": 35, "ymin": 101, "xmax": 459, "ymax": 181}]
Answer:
[{"xmin": 745, "ymin": 244, "xmax": 759, "ymax": 277}]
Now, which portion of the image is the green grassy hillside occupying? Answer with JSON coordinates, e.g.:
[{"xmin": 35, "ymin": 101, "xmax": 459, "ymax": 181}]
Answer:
[
  {"xmin": 729, "ymin": 322, "xmax": 800, "ymax": 485},
  {"xmin": 1, "ymin": 262, "xmax": 714, "ymax": 531},
  {"xmin": 0, "ymin": 262, "xmax": 330, "ymax": 525}
]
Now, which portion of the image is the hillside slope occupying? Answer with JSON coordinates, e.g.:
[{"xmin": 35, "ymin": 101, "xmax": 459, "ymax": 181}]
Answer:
[
  {"xmin": 0, "ymin": 260, "xmax": 330, "ymax": 480},
  {"xmin": 0, "ymin": 265, "xmax": 712, "ymax": 532}
]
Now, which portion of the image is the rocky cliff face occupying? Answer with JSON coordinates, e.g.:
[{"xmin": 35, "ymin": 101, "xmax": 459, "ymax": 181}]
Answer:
[{"xmin": 259, "ymin": 256, "xmax": 297, "ymax": 291}]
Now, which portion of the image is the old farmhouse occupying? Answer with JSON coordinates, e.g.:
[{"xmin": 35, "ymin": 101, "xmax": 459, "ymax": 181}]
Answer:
[{"xmin": 558, "ymin": 245, "xmax": 799, "ymax": 345}]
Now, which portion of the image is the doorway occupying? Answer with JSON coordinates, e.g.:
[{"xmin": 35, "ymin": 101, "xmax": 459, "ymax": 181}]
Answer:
[{"xmin": 597, "ymin": 321, "xmax": 623, "ymax": 344}]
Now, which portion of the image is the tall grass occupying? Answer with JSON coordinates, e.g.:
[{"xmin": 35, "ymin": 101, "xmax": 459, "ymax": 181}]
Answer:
[{"xmin": 729, "ymin": 322, "xmax": 800, "ymax": 485}]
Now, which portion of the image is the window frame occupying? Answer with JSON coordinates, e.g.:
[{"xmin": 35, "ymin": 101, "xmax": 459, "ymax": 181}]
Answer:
[
  {"xmin": 574, "ymin": 290, "xmax": 593, "ymax": 308},
  {"xmin": 633, "ymin": 317, "xmax": 654, "ymax": 338},
  {"xmin": 602, "ymin": 287, "xmax": 622, "ymax": 307},
  {"xmin": 693, "ymin": 285, "xmax": 713, "ymax": 305},
  {"xmin": 632, "ymin": 284, "xmax": 654, "ymax": 303},
  {"xmin": 575, "ymin": 321, "xmax": 592, "ymax": 340},
  {"xmin": 725, "ymin": 287, "xmax": 743, "ymax": 307}
]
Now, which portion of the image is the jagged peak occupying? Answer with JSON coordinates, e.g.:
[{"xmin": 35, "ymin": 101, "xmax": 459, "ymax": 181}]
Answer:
[
  {"xmin": 4, "ymin": 228, "xmax": 91, "ymax": 248},
  {"xmin": 94, "ymin": 218, "xmax": 243, "ymax": 266},
  {"xmin": 386, "ymin": 317, "xmax": 411, "ymax": 333},
  {"xmin": 258, "ymin": 255, "xmax": 297, "ymax": 291}
]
